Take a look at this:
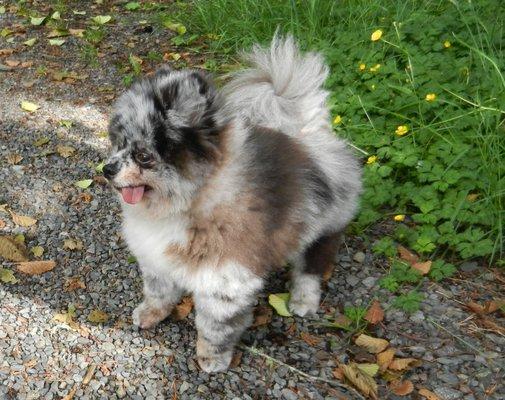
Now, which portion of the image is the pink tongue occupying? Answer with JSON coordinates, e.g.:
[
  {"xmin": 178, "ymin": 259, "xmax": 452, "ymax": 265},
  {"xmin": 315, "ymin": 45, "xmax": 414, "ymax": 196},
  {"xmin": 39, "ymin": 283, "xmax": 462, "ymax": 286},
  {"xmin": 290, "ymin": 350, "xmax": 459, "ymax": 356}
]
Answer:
[{"xmin": 121, "ymin": 186, "xmax": 145, "ymax": 204}]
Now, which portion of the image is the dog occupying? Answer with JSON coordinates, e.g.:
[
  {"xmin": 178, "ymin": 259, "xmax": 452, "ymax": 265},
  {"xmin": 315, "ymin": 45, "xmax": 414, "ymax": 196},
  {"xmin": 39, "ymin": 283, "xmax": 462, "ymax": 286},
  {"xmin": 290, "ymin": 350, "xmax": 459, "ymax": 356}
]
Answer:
[{"xmin": 103, "ymin": 35, "xmax": 362, "ymax": 373}]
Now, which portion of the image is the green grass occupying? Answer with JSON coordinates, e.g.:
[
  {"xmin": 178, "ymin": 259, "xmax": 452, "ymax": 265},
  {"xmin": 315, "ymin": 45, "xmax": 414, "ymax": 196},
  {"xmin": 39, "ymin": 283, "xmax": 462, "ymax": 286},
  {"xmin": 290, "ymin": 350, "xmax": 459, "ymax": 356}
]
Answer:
[{"xmin": 177, "ymin": 0, "xmax": 504, "ymax": 266}]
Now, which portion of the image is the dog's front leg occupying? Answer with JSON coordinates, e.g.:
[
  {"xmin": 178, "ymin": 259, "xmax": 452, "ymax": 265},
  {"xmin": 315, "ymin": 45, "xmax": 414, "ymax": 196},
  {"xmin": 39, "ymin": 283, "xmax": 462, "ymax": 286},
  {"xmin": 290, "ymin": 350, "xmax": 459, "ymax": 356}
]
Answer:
[
  {"xmin": 133, "ymin": 273, "xmax": 183, "ymax": 329},
  {"xmin": 194, "ymin": 292, "xmax": 255, "ymax": 373}
]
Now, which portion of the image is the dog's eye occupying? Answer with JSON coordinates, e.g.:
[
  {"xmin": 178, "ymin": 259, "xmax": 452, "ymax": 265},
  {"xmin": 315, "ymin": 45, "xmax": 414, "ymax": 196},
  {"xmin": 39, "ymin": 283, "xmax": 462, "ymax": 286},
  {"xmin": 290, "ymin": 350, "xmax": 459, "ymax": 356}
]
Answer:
[{"xmin": 134, "ymin": 151, "xmax": 153, "ymax": 166}]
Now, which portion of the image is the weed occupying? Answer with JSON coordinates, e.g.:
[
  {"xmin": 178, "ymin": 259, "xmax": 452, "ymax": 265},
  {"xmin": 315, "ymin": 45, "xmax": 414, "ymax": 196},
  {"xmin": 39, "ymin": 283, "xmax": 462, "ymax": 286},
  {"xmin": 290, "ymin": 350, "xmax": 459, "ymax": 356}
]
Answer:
[{"xmin": 80, "ymin": 44, "xmax": 99, "ymax": 68}]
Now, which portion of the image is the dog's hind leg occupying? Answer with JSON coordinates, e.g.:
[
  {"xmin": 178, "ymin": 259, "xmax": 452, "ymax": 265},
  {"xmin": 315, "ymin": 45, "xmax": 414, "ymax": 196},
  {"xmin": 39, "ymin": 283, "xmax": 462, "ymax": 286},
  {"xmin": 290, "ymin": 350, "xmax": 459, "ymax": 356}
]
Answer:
[{"xmin": 288, "ymin": 232, "xmax": 343, "ymax": 317}]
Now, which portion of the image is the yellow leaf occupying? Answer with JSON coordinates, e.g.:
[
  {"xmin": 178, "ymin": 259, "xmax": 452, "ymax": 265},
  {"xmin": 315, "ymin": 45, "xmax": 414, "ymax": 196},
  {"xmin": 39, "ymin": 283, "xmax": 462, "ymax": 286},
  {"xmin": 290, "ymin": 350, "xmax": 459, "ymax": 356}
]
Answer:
[
  {"xmin": 377, "ymin": 348, "xmax": 396, "ymax": 371},
  {"xmin": 63, "ymin": 238, "xmax": 84, "ymax": 251},
  {"xmin": 30, "ymin": 246, "xmax": 44, "ymax": 257},
  {"xmin": 356, "ymin": 363, "xmax": 379, "ymax": 377},
  {"xmin": 20, "ymin": 101, "xmax": 40, "ymax": 112},
  {"xmin": 9, "ymin": 211, "xmax": 37, "ymax": 227},
  {"xmin": 341, "ymin": 363, "xmax": 378, "ymax": 399},
  {"xmin": 355, "ymin": 334, "xmax": 389, "ymax": 354},
  {"xmin": 88, "ymin": 309, "xmax": 109, "ymax": 323},
  {"xmin": 268, "ymin": 293, "xmax": 292, "ymax": 317},
  {"xmin": 1, "ymin": 267, "xmax": 18, "ymax": 283},
  {"xmin": 56, "ymin": 145, "xmax": 76, "ymax": 158},
  {"xmin": 0, "ymin": 236, "xmax": 29, "ymax": 261},
  {"xmin": 17, "ymin": 260, "xmax": 56, "ymax": 275},
  {"xmin": 371, "ymin": 29, "xmax": 383, "ymax": 41}
]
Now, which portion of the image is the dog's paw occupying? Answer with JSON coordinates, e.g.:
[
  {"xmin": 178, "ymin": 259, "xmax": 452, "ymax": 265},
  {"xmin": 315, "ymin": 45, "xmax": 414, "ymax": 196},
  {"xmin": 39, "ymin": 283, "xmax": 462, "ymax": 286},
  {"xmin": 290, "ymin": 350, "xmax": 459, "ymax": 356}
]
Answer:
[
  {"xmin": 288, "ymin": 292, "xmax": 319, "ymax": 317},
  {"xmin": 132, "ymin": 301, "xmax": 171, "ymax": 329},
  {"xmin": 197, "ymin": 351, "xmax": 233, "ymax": 373}
]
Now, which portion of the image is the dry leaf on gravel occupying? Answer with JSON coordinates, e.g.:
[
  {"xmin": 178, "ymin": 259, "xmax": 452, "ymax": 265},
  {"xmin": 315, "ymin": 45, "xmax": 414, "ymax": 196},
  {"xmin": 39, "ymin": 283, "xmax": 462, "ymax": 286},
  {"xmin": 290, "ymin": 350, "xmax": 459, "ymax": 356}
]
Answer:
[
  {"xmin": 388, "ymin": 357, "xmax": 420, "ymax": 371},
  {"xmin": 17, "ymin": 260, "xmax": 56, "ymax": 274},
  {"xmin": 56, "ymin": 145, "xmax": 76, "ymax": 158},
  {"xmin": 365, "ymin": 300, "xmax": 384, "ymax": 324},
  {"xmin": 341, "ymin": 363, "xmax": 378, "ymax": 399},
  {"xmin": 419, "ymin": 388, "xmax": 441, "ymax": 400},
  {"xmin": 377, "ymin": 348, "xmax": 396, "ymax": 371},
  {"xmin": 389, "ymin": 379, "xmax": 414, "ymax": 396},
  {"xmin": 64, "ymin": 276, "xmax": 86, "ymax": 292},
  {"xmin": 6, "ymin": 153, "xmax": 23, "ymax": 164},
  {"xmin": 9, "ymin": 211, "xmax": 37, "ymax": 227},
  {"xmin": 88, "ymin": 309, "xmax": 109, "ymax": 323},
  {"xmin": 356, "ymin": 363, "xmax": 379, "ymax": 377},
  {"xmin": 397, "ymin": 245, "xmax": 419, "ymax": 264},
  {"xmin": 300, "ymin": 331, "xmax": 321, "ymax": 346},
  {"xmin": 30, "ymin": 245, "xmax": 44, "ymax": 257},
  {"xmin": 0, "ymin": 236, "xmax": 28, "ymax": 261},
  {"xmin": 251, "ymin": 305, "xmax": 272, "ymax": 327},
  {"xmin": 332, "ymin": 365, "xmax": 344, "ymax": 380},
  {"xmin": 230, "ymin": 351, "xmax": 242, "ymax": 369},
  {"xmin": 0, "ymin": 219, "xmax": 5, "ymax": 229},
  {"xmin": 467, "ymin": 300, "xmax": 504, "ymax": 315},
  {"xmin": 171, "ymin": 296, "xmax": 193, "ymax": 320},
  {"xmin": 355, "ymin": 334, "xmax": 389, "ymax": 354},
  {"xmin": 0, "ymin": 268, "xmax": 18, "ymax": 283},
  {"xmin": 63, "ymin": 238, "xmax": 83, "ymax": 251},
  {"xmin": 412, "ymin": 260, "xmax": 432, "ymax": 275},
  {"xmin": 5, "ymin": 59, "xmax": 20, "ymax": 67},
  {"xmin": 82, "ymin": 364, "xmax": 97, "ymax": 385}
]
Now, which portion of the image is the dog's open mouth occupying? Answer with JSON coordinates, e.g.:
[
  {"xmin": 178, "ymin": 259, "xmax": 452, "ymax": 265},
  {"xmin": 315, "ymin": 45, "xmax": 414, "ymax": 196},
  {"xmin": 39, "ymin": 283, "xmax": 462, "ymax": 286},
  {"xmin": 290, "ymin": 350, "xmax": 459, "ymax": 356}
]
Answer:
[{"xmin": 116, "ymin": 185, "xmax": 152, "ymax": 205}]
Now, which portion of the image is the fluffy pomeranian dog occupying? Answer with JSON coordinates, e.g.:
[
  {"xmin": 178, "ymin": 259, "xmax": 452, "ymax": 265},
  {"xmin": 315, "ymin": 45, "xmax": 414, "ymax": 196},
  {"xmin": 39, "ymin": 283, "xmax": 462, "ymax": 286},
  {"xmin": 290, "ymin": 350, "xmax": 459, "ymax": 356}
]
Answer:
[{"xmin": 104, "ymin": 36, "xmax": 362, "ymax": 372}]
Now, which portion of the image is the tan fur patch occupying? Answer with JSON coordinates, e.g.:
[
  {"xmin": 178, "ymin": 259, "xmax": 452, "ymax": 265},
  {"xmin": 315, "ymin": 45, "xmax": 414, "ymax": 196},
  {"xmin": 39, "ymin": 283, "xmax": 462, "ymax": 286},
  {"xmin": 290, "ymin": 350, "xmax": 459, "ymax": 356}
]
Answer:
[{"xmin": 165, "ymin": 126, "xmax": 306, "ymax": 275}]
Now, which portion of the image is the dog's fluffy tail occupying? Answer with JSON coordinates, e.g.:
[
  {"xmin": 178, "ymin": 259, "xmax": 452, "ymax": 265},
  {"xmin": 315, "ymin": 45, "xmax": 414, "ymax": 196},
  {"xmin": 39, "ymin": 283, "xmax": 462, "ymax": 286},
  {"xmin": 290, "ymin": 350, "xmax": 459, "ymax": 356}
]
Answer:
[{"xmin": 222, "ymin": 35, "xmax": 330, "ymax": 135}]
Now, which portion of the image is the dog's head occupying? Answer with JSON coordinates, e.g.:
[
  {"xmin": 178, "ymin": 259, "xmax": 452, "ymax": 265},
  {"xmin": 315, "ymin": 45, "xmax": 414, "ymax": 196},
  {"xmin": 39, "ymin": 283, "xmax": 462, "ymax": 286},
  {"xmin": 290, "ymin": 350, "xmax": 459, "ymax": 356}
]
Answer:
[{"xmin": 104, "ymin": 67, "xmax": 222, "ymax": 211}]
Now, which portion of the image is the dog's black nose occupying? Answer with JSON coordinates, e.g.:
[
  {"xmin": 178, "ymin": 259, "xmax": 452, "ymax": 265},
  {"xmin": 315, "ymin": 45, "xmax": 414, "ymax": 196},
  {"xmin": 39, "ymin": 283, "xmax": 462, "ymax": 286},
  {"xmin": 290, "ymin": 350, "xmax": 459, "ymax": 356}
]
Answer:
[{"xmin": 103, "ymin": 162, "xmax": 119, "ymax": 179}]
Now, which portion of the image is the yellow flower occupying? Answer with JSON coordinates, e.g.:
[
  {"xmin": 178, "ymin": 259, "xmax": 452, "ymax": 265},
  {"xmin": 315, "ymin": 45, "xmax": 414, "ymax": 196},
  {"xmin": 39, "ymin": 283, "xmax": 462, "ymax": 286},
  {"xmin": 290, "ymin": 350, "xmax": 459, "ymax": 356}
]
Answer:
[
  {"xmin": 366, "ymin": 155, "xmax": 377, "ymax": 164},
  {"xmin": 394, "ymin": 214, "xmax": 405, "ymax": 222},
  {"xmin": 371, "ymin": 29, "xmax": 383, "ymax": 41},
  {"xmin": 395, "ymin": 125, "xmax": 409, "ymax": 136},
  {"xmin": 359, "ymin": 63, "xmax": 366, "ymax": 71},
  {"xmin": 425, "ymin": 93, "xmax": 436, "ymax": 102},
  {"xmin": 444, "ymin": 40, "xmax": 451, "ymax": 48},
  {"xmin": 333, "ymin": 115, "xmax": 342, "ymax": 124},
  {"xmin": 369, "ymin": 63, "xmax": 381, "ymax": 72}
]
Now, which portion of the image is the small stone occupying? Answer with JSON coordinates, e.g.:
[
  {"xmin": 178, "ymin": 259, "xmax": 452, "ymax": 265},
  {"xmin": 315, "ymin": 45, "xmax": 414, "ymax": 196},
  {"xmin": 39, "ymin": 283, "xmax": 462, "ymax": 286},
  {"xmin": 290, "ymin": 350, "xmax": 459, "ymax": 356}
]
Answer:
[
  {"xmin": 179, "ymin": 381, "xmax": 190, "ymax": 394},
  {"xmin": 460, "ymin": 261, "xmax": 478, "ymax": 273},
  {"xmin": 434, "ymin": 387, "xmax": 462, "ymax": 400},
  {"xmin": 281, "ymin": 388, "xmax": 298, "ymax": 400},
  {"xmin": 346, "ymin": 276, "xmax": 359, "ymax": 286},
  {"xmin": 410, "ymin": 311, "xmax": 425, "ymax": 323},
  {"xmin": 353, "ymin": 251, "xmax": 365, "ymax": 263},
  {"xmin": 439, "ymin": 373, "xmax": 459, "ymax": 385},
  {"xmin": 362, "ymin": 276, "xmax": 376, "ymax": 288}
]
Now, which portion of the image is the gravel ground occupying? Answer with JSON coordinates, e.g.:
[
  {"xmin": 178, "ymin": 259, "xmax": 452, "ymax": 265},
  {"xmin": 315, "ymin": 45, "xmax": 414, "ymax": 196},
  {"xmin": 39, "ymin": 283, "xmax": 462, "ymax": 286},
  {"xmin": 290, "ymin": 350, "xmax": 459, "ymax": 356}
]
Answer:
[{"xmin": 1, "ymin": 2, "xmax": 504, "ymax": 399}]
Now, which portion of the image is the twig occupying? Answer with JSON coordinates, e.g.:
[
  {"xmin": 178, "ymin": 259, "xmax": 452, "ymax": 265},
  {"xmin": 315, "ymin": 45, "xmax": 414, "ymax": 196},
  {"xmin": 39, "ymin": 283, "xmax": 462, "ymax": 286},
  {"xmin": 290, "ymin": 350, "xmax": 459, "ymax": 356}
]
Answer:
[
  {"xmin": 427, "ymin": 317, "xmax": 490, "ymax": 361},
  {"xmin": 239, "ymin": 344, "xmax": 365, "ymax": 400}
]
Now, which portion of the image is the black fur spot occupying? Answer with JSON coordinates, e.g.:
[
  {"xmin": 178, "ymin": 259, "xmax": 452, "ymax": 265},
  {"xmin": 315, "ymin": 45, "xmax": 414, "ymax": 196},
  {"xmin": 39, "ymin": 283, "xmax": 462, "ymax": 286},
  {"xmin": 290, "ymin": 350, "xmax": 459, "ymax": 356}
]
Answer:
[
  {"xmin": 159, "ymin": 81, "xmax": 179, "ymax": 110},
  {"xmin": 307, "ymin": 168, "xmax": 333, "ymax": 206},
  {"xmin": 304, "ymin": 232, "xmax": 343, "ymax": 276},
  {"xmin": 190, "ymin": 71, "xmax": 209, "ymax": 95}
]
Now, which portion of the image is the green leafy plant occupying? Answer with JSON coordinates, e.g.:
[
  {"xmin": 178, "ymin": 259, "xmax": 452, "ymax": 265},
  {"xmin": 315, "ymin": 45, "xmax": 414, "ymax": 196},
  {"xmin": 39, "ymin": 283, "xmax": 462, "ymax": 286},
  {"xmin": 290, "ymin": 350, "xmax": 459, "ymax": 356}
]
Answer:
[{"xmin": 393, "ymin": 291, "xmax": 424, "ymax": 313}]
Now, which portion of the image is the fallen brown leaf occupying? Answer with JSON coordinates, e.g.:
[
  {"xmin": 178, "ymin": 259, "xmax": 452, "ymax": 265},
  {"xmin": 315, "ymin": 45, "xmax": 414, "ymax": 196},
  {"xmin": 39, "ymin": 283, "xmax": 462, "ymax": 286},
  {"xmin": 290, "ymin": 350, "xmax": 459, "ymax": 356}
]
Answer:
[
  {"xmin": 6, "ymin": 153, "xmax": 23, "ymax": 165},
  {"xmin": 171, "ymin": 296, "xmax": 193, "ymax": 320},
  {"xmin": 412, "ymin": 260, "xmax": 432, "ymax": 275},
  {"xmin": 17, "ymin": 260, "xmax": 56, "ymax": 274},
  {"xmin": 64, "ymin": 276, "xmax": 86, "ymax": 292},
  {"xmin": 62, "ymin": 384, "xmax": 78, "ymax": 400},
  {"xmin": 0, "ymin": 219, "xmax": 5, "ymax": 229},
  {"xmin": 332, "ymin": 366, "xmax": 344, "ymax": 380},
  {"xmin": 341, "ymin": 363, "xmax": 378, "ymax": 399},
  {"xmin": 251, "ymin": 305, "xmax": 272, "ymax": 327},
  {"xmin": 418, "ymin": 388, "xmax": 441, "ymax": 400},
  {"xmin": 9, "ymin": 211, "xmax": 37, "ymax": 227},
  {"xmin": 230, "ymin": 351, "xmax": 242, "ymax": 369},
  {"xmin": 377, "ymin": 348, "xmax": 396, "ymax": 371},
  {"xmin": 63, "ymin": 238, "xmax": 83, "ymax": 251},
  {"xmin": 467, "ymin": 300, "xmax": 504, "ymax": 315},
  {"xmin": 78, "ymin": 193, "xmax": 93, "ymax": 203},
  {"xmin": 0, "ymin": 236, "xmax": 28, "ymax": 261},
  {"xmin": 88, "ymin": 309, "xmax": 109, "ymax": 323},
  {"xmin": 5, "ymin": 59, "xmax": 20, "ymax": 67},
  {"xmin": 0, "ymin": 49, "xmax": 15, "ymax": 56},
  {"xmin": 300, "ymin": 331, "xmax": 321, "ymax": 346},
  {"xmin": 365, "ymin": 300, "xmax": 384, "ymax": 325},
  {"xmin": 388, "ymin": 357, "xmax": 420, "ymax": 371},
  {"xmin": 397, "ymin": 245, "xmax": 419, "ymax": 264},
  {"xmin": 389, "ymin": 379, "xmax": 414, "ymax": 396},
  {"xmin": 355, "ymin": 334, "xmax": 389, "ymax": 354}
]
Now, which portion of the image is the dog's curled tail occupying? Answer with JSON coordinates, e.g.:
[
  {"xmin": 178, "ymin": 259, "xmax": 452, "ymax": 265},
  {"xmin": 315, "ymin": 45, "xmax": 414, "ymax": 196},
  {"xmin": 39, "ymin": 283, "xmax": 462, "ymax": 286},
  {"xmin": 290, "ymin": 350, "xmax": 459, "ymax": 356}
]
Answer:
[{"xmin": 223, "ymin": 34, "xmax": 330, "ymax": 134}]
